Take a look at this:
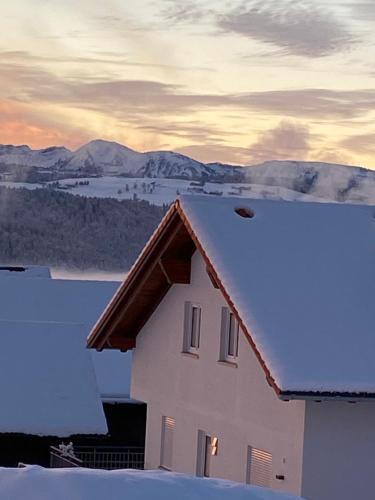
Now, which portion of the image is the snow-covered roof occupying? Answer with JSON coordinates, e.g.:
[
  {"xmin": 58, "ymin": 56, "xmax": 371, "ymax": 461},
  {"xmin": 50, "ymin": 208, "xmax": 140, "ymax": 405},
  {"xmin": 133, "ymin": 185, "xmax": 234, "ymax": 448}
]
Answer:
[
  {"xmin": 0, "ymin": 465, "xmax": 304, "ymax": 500},
  {"xmin": 89, "ymin": 196, "xmax": 375, "ymax": 397},
  {"xmin": 0, "ymin": 276, "xmax": 131, "ymax": 400},
  {"xmin": 179, "ymin": 196, "xmax": 375, "ymax": 395},
  {"xmin": 0, "ymin": 265, "xmax": 51, "ymax": 278},
  {"xmin": 0, "ymin": 320, "xmax": 107, "ymax": 436}
]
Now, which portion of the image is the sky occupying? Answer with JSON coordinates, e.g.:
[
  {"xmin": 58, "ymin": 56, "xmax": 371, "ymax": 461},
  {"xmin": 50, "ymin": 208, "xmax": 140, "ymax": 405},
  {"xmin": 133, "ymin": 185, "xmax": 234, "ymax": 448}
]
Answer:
[{"xmin": 1, "ymin": 0, "xmax": 375, "ymax": 167}]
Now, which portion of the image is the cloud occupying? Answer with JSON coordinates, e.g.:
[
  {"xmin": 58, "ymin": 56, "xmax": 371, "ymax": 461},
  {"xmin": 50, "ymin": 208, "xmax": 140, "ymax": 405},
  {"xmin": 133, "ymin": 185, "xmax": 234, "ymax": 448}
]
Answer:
[
  {"xmin": 2, "ymin": 57, "xmax": 375, "ymax": 122},
  {"xmin": 176, "ymin": 121, "xmax": 312, "ymax": 165},
  {"xmin": 0, "ymin": 100, "xmax": 89, "ymax": 149},
  {"xmin": 24, "ymin": 74, "xmax": 375, "ymax": 121},
  {"xmin": 0, "ymin": 50, "xmax": 210, "ymax": 74},
  {"xmin": 247, "ymin": 121, "xmax": 311, "ymax": 162},
  {"xmin": 349, "ymin": 2, "xmax": 375, "ymax": 22},
  {"xmin": 175, "ymin": 144, "xmax": 251, "ymax": 165},
  {"xmin": 339, "ymin": 132, "xmax": 375, "ymax": 156},
  {"xmin": 159, "ymin": 1, "xmax": 209, "ymax": 23},
  {"xmin": 218, "ymin": 0, "xmax": 354, "ymax": 57},
  {"xmin": 313, "ymin": 148, "xmax": 353, "ymax": 166},
  {"xmin": 136, "ymin": 120, "xmax": 236, "ymax": 143}
]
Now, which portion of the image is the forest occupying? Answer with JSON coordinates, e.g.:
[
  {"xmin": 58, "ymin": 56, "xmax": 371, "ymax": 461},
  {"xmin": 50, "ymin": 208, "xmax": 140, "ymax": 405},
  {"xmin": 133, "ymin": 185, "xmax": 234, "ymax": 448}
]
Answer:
[{"xmin": 0, "ymin": 187, "xmax": 166, "ymax": 271}]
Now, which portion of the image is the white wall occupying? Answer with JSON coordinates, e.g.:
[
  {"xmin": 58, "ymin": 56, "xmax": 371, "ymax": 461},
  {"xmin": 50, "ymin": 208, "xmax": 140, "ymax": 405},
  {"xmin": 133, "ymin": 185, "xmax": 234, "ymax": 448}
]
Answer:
[
  {"xmin": 131, "ymin": 251, "xmax": 306, "ymax": 496},
  {"xmin": 302, "ymin": 400, "xmax": 375, "ymax": 500}
]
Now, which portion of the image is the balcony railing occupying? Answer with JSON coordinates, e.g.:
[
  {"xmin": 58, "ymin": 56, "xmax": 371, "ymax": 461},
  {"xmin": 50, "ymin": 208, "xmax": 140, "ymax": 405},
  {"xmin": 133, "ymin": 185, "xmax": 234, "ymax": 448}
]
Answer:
[
  {"xmin": 50, "ymin": 446, "xmax": 83, "ymax": 468},
  {"xmin": 50, "ymin": 445, "xmax": 144, "ymax": 470}
]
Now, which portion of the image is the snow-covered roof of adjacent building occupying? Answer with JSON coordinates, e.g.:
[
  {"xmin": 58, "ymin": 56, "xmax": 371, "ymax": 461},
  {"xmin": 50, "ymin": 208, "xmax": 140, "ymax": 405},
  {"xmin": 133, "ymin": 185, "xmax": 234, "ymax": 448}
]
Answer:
[
  {"xmin": 0, "ymin": 276, "xmax": 130, "ymax": 401},
  {"xmin": 0, "ymin": 320, "xmax": 107, "ymax": 436},
  {"xmin": 0, "ymin": 265, "xmax": 51, "ymax": 278},
  {"xmin": 0, "ymin": 273, "xmax": 134, "ymax": 435},
  {"xmin": 89, "ymin": 195, "xmax": 375, "ymax": 398}
]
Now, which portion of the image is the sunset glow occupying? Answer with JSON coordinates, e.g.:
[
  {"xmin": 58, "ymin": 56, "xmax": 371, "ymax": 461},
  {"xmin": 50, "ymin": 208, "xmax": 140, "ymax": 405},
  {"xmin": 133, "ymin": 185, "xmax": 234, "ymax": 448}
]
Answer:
[{"xmin": 2, "ymin": 0, "xmax": 375, "ymax": 167}]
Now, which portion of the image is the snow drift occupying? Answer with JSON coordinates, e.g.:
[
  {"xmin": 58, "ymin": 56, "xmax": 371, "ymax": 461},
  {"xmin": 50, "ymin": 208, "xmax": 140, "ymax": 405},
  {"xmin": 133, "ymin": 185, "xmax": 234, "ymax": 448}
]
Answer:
[{"xmin": 0, "ymin": 466, "xmax": 304, "ymax": 500}]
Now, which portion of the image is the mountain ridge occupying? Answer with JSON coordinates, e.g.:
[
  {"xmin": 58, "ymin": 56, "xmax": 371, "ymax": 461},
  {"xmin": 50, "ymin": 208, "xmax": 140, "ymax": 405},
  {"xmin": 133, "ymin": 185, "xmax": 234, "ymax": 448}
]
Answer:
[
  {"xmin": 0, "ymin": 139, "xmax": 370, "ymax": 182},
  {"xmin": 0, "ymin": 139, "xmax": 242, "ymax": 181},
  {"xmin": 2, "ymin": 139, "xmax": 375, "ymax": 204}
]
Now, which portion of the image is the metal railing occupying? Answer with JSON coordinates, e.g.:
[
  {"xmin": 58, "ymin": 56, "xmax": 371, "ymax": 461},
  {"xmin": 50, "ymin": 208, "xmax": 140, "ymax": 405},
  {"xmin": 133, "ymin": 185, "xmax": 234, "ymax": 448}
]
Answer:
[
  {"xmin": 50, "ymin": 446, "xmax": 83, "ymax": 468},
  {"xmin": 75, "ymin": 446, "xmax": 144, "ymax": 470},
  {"xmin": 50, "ymin": 445, "xmax": 144, "ymax": 470}
]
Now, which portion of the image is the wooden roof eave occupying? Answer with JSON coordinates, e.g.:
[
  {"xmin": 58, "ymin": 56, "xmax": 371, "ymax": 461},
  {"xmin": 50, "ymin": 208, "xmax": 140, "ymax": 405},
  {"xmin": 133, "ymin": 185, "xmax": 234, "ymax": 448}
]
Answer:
[{"xmin": 87, "ymin": 202, "xmax": 182, "ymax": 350}]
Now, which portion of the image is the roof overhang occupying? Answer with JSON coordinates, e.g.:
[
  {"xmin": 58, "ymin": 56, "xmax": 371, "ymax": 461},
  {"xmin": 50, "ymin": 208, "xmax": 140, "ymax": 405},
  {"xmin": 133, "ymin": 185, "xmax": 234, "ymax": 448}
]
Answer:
[{"xmin": 87, "ymin": 201, "xmax": 196, "ymax": 352}]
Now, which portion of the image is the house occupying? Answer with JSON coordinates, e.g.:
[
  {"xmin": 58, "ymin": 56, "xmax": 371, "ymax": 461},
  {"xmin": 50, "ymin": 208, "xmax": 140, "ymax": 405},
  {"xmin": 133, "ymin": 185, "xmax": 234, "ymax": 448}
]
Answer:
[
  {"xmin": 0, "ymin": 267, "xmax": 145, "ymax": 467},
  {"xmin": 88, "ymin": 195, "xmax": 375, "ymax": 500}
]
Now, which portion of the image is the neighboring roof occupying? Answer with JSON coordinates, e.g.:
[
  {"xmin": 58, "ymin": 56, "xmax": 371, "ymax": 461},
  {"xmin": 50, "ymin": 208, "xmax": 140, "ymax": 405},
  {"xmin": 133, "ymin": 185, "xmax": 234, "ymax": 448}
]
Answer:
[
  {"xmin": 0, "ymin": 265, "xmax": 51, "ymax": 278},
  {"xmin": 0, "ymin": 320, "xmax": 107, "ymax": 436},
  {"xmin": 88, "ymin": 196, "xmax": 375, "ymax": 398},
  {"xmin": 0, "ymin": 277, "xmax": 131, "ymax": 400}
]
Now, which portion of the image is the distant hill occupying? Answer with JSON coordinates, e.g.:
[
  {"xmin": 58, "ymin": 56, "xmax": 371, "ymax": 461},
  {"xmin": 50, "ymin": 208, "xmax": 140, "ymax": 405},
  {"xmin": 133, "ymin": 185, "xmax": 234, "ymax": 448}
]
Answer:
[
  {"xmin": 0, "ymin": 187, "xmax": 166, "ymax": 271},
  {"xmin": 243, "ymin": 160, "xmax": 375, "ymax": 204}
]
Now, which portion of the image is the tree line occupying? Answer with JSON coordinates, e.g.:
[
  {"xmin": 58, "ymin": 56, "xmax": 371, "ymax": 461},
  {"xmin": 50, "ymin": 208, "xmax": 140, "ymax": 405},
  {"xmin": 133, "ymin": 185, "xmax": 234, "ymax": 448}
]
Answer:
[{"xmin": 0, "ymin": 187, "xmax": 167, "ymax": 271}]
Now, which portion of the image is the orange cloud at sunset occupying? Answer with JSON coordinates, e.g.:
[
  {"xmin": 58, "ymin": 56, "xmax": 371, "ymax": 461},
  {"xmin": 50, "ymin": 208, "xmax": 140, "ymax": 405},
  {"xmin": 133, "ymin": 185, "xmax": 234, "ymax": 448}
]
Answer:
[{"xmin": 0, "ymin": 100, "xmax": 89, "ymax": 150}]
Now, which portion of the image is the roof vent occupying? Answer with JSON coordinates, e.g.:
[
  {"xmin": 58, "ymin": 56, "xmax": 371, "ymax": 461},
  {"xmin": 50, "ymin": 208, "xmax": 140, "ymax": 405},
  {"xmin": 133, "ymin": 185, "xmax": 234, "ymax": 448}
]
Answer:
[{"xmin": 234, "ymin": 207, "xmax": 254, "ymax": 219}]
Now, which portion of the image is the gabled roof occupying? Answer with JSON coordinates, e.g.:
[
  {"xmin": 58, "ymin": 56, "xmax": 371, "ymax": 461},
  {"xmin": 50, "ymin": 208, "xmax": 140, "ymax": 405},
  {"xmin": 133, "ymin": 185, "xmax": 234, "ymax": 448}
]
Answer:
[{"xmin": 88, "ymin": 196, "xmax": 375, "ymax": 399}]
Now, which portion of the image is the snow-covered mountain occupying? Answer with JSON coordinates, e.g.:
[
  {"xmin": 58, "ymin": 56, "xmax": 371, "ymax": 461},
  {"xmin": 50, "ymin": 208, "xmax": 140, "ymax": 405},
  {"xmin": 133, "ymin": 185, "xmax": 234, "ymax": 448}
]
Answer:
[
  {"xmin": 64, "ymin": 140, "xmax": 241, "ymax": 179},
  {"xmin": 244, "ymin": 160, "xmax": 375, "ymax": 203},
  {"xmin": 0, "ymin": 145, "xmax": 72, "ymax": 169},
  {"xmin": 0, "ymin": 140, "xmax": 241, "ymax": 180},
  {"xmin": 1, "ymin": 140, "xmax": 375, "ymax": 204}
]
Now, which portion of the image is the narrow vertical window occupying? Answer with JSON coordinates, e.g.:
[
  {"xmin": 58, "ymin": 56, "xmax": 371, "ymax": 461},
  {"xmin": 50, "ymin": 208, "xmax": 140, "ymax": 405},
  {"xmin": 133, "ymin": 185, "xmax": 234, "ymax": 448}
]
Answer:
[
  {"xmin": 183, "ymin": 302, "xmax": 201, "ymax": 354},
  {"xmin": 219, "ymin": 307, "xmax": 239, "ymax": 362},
  {"xmin": 160, "ymin": 416, "xmax": 175, "ymax": 470},
  {"xmin": 246, "ymin": 446, "xmax": 272, "ymax": 487},
  {"xmin": 191, "ymin": 306, "xmax": 201, "ymax": 349},
  {"xmin": 227, "ymin": 312, "xmax": 239, "ymax": 357},
  {"xmin": 203, "ymin": 435, "xmax": 211, "ymax": 477},
  {"xmin": 196, "ymin": 430, "xmax": 212, "ymax": 477}
]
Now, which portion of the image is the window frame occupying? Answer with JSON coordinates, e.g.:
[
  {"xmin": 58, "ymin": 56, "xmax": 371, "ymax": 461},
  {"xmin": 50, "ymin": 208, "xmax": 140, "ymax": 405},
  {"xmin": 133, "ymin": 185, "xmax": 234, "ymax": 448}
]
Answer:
[
  {"xmin": 219, "ymin": 307, "xmax": 239, "ymax": 363},
  {"xmin": 183, "ymin": 301, "xmax": 202, "ymax": 355}
]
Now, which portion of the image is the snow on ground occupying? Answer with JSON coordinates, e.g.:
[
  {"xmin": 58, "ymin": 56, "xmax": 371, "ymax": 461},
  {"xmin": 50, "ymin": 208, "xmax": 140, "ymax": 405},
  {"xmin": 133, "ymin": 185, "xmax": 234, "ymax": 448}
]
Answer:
[
  {"xmin": 0, "ymin": 466, "xmax": 304, "ymax": 500},
  {"xmin": 0, "ymin": 177, "xmax": 323, "ymax": 206}
]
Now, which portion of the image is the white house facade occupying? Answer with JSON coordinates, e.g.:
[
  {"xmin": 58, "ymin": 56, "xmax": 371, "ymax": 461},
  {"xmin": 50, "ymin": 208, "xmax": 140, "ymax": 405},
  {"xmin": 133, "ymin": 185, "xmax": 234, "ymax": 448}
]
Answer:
[
  {"xmin": 132, "ymin": 251, "xmax": 306, "ymax": 494},
  {"xmin": 89, "ymin": 196, "xmax": 375, "ymax": 500}
]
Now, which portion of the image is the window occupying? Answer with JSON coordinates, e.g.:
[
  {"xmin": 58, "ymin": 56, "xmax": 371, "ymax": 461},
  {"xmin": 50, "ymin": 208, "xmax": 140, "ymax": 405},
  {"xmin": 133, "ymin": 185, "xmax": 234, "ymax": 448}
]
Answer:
[
  {"xmin": 196, "ymin": 430, "xmax": 212, "ymax": 477},
  {"xmin": 219, "ymin": 307, "xmax": 239, "ymax": 362},
  {"xmin": 246, "ymin": 446, "xmax": 272, "ymax": 487},
  {"xmin": 160, "ymin": 416, "xmax": 175, "ymax": 470},
  {"xmin": 183, "ymin": 302, "xmax": 201, "ymax": 353}
]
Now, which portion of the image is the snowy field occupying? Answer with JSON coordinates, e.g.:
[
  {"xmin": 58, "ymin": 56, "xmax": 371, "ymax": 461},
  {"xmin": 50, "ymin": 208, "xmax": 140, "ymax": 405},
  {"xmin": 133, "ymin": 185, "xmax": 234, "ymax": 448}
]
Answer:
[
  {"xmin": 0, "ymin": 466, "xmax": 303, "ymax": 500},
  {"xmin": 0, "ymin": 177, "xmax": 322, "ymax": 206}
]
